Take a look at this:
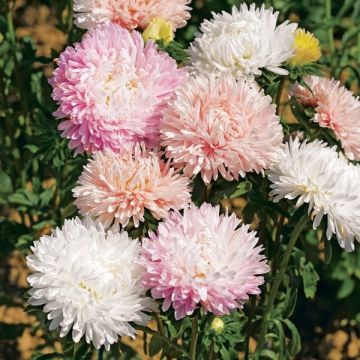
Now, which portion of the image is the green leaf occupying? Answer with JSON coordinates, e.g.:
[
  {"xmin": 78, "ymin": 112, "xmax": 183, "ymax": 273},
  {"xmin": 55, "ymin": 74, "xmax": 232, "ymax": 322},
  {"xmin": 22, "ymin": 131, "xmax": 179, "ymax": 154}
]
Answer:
[
  {"xmin": 0, "ymin": 170, "xmax": 13, "ymax": 194},
  {"xmin": 337, "ymin": 277, "xmax": 355, "ymax": 299},
  {"xmin": 299, "ymin": 257, "xmax": 319, "ymax": 299},
  {"xmin": 282, "ymin": 288, "xmax": 298, "ymax": 319},
  {"xmin": 148, "ymin": 335, "xmax": 163, "ymax": 357},
  {"xmin": 211, "ymin": 180, "xmax": 252, "ymax": 203},
  {"xmin": 8, "ymin": 192, "xmax": 34, "ymax": 206},
  {"xmin": 282, "ymin": 319, "xmax": 301, "ymax": 356},
  {"xmin": 260, "ymin": 349, "xmax": 278, "ymax": 359},
  {"xmin": 24, "ymin": 144, "xmax": 40, "ymax": 154}
]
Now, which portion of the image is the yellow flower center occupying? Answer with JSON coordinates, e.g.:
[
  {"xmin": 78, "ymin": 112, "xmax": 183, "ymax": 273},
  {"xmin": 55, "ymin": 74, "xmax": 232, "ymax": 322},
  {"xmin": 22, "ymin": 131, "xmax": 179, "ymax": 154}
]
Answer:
[
  {"xmin": 142, "ymin": 17, "xmax": 174, "ymax": 45},
  {"xmin": 289, "ymin": 28, "xmax": 321, "ymax": 67}
]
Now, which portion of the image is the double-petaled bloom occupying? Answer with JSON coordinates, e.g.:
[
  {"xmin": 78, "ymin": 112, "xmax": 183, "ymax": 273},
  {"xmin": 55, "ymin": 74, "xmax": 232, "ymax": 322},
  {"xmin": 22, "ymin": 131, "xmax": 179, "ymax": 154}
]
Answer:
[
  {"xmin": 268, "ymin": 138, "xmax": 360, "ymax": 251},
  {"xmin": 188, "ymin": 4, "xmax": 297, "ymax": 79},
  {"xmin": 27, "ymin": 217, "xmax": 155, "ymax": 350},
  {"xmin": 140, "ymin": 203, "xmax": 270, "ymax": 320},
  {"xmin": 50, "ymin": 22, "xmax": 186, "ymax": 154}
]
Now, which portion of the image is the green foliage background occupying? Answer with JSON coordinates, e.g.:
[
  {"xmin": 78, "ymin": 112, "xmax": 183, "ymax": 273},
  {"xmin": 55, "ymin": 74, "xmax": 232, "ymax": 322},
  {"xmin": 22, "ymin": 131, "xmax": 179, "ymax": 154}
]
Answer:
[{"xmin": 0, "ymin": 0, "xmax": 360, "ymax": 359}]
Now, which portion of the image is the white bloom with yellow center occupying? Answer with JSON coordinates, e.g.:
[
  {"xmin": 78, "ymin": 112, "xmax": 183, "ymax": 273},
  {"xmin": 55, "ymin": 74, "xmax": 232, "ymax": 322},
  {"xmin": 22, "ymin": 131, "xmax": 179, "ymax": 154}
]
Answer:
[
  {"xmin": 188, "ymin": 4, "xmax": 297, "ymax": 79},
  {"xmin": 26, "ymin": 217, "xmax": 155, "ymax": 350},
  {"xmin": 268, "ymin": 138, "xmax": 360, "ymax": 251}
]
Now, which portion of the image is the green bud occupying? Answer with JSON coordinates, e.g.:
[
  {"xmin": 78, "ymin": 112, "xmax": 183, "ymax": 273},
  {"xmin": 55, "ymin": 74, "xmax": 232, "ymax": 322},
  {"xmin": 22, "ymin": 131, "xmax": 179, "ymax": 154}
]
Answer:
[{"xmin": 210, "ymin": 317, "xmax": 225, "ymax": 333}]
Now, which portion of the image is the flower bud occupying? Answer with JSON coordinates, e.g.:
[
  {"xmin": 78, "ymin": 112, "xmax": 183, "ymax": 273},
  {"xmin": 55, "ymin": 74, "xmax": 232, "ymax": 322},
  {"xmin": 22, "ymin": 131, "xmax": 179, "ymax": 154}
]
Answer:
[{"xmin": 211, "ymin": 317, "xmax": 225, "ymax": 333}]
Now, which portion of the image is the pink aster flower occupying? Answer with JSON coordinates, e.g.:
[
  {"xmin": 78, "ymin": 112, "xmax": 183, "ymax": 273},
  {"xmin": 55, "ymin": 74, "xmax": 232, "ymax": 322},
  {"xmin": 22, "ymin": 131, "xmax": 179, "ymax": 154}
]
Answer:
[
  {"xmin": 140, "ymin": 203, "xmax": 269, "ymax": 320},
  {"xmin": 290, "ymin": 76, "xmax": 360, "ymax": 161},
  {"xmin": 50, "ymin": 22, "xmax": 186, "ymax": 154},
  {"xmin": 160, "ymin": 74, "xmax": 283, "ymax": 183},
  {"xmin": 73, "ymin": 0, "xmax": 191, "ymax": 31},
  {"xmin": 73, "ymin": 144, "xmax": 191, "ymax": 228}
]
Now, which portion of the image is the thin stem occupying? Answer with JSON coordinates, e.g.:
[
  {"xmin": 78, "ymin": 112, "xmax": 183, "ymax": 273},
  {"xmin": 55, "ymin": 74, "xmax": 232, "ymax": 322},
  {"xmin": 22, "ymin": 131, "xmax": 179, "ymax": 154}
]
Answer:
[
  {"xmin": 155, "ymin": 313, "xmax": 171, "ymax": 360},
  {"xmin": 155, "ymin": 312, "xmax": 166, "ymax": 336},
  {"xmin": 190, "ymin": 315, "xmax": 199, "ymax": 360},
  {"xmin": 275, "ymin": 76, "xmax": 288, "ymax": 116},
  {"xmin": 208, "ymin": 340, "xmax": 215, "ymax": 360},
  {"xmin": 98, "ymin": 347, "xmax": 104, "ymax": 360},
  {"xmin": 244, "ymin": 297, "xmax": 256, "ymax": 360},
  {"xmin": 254, "ymin": 215, "xmax": 308, "ymax": 357},
  {"xmin": 325, "ymin": 0, "xmax": 335, "ymax": 54}
]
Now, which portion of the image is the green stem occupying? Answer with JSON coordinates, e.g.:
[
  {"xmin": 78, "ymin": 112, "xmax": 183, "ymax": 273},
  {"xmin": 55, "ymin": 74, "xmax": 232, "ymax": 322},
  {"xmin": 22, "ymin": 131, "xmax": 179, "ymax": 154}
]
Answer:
[
  {"xmin": 325, "ymin": 0, "xmax": 335, "ymax": 54},
  {"xmin": 155, "ymin": 312, "xmax": 166, "ymax": 335},
  {"xmin": 190, "ymin": 315, "xmax": 199, "ymax": 360},
  {"xmin": 254, "ymin": 215, "xmax": 308, "ymax": 357},
  {"xmin": 208, "ymin": 340, "xmax": 215, "ymax": 360},
  {"xmin": 98, "ymin": 347, "xmax": 104, "ymax": 360},
  {"xmin": 155, "ymin": 313, "xmax": 171, "ymax": 360},
  {"xmin": 275, "ymin": 76, "xmax": 288, "ymax": 116}
]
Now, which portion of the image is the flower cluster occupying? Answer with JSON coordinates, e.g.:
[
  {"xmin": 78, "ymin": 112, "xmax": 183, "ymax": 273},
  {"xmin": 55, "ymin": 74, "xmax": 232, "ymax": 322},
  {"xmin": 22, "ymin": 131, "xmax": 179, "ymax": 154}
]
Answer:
[{"xmin": 28, "ymin": 0, "xmax": 360, "ymax": 354}]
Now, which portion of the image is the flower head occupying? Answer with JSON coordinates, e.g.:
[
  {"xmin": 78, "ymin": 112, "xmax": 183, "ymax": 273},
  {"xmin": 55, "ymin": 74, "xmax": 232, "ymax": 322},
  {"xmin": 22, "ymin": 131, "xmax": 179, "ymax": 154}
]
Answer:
[
  {"xmin": 290, "ymin": 76, "xmax": 360, "ymax": 160},
  {"xmin": 73, "ymin": 145, "xmax": 191, "ymax": 228},
  {"xmin": 188, "ymin": 4, "xmax": 297, "ymax": 79},
  {"xmin": 26, "ymin": 217, "xmax": 155, "ymax": 350},
  {"xmin": 50, "ymin": 22, "xmax": 186, "ymax": 154},
  {"xmin": 140, "ymin": 203, "xmax": 270, "ymax": 320},
  {"xmin": 73, "ymin": 0, "xmax": 191, "ymax": 31},
  {"xmin": 160, "ymin": 74, "xmax": 283, "ymax": 183},
  {"xmin": 143, "ymin": 17, "xmax": 174, "ymax": 45},
  {"xmin": 289, "ymin": 28, "xmax": 321, "ymax": 67},
  {"xmin": 268, "ymin": 138, "xmax": 360, "ymax": 251}
]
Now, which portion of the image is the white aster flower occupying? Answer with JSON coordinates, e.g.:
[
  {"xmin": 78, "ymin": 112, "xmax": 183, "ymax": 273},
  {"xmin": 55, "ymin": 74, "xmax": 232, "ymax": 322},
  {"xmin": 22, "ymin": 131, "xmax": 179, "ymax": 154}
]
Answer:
[
  {"xmin": 268, "ymin": 138, "xmax": 360, "ymax": 251},
  {"xmin": 26, "ymin": 217, "xmax": 155, "ymax": 350},
  {"xmin": 188, "ymin": 4, "xmax": 297, "ymax": 79}
]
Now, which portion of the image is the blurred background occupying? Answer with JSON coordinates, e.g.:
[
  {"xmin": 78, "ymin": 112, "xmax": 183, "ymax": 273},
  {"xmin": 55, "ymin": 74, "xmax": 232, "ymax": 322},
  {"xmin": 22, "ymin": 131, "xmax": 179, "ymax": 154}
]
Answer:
[{"xmin": 0, "ymin": 0, "xmax": 359, "ymax": 359}]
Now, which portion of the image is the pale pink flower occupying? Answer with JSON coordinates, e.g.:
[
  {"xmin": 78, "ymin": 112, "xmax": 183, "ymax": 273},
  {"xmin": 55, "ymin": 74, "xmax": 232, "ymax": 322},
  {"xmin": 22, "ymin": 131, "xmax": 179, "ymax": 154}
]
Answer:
[
  {"xmin": 140, "ymin": 203, "xmax": 269, "ymax": 320},
  {"xmin": 160, "ymin": 74, "xmax": 283, "ymax": 183},
  {"xmin": 50, "ymin": 22, "xmax": 186, "ymax": 155},
  {"xmin": 73, "ymin": 145, "xmax": 191, "ymax": 228},
  {"xmin": 73, "ymin": 0, "xmax": 191, "ymax": 31},
  {"xmin": 290, "ymin": 76, "xmax": 360, "ymax": 161}
]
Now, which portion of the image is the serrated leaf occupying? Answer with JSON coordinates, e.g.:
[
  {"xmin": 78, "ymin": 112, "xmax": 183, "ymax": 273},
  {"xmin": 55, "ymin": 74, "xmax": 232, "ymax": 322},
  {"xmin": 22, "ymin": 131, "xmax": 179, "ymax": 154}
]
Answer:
[{"xmin": 299, "ymin": 257, "xmax": 319, "ymax": 299}]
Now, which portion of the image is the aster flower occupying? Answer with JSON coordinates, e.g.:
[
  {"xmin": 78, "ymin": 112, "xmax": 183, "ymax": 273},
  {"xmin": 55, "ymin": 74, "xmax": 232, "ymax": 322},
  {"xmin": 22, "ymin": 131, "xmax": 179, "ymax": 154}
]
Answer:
[
  {"xmin": 73, "ymin": 145, "xmax": 191, "ymax": 228},
  {"xmin": 140, "ymin": 203, "xmax": 270, "ymax": 320},
  {"xmin": 268, "ymin": 138, "xmax": 360, "ymax": 251},
  {"xmin": 26, "ymin": 217, "xmax": 155, "ymax": 350},
  {"xmin": 290, "ymin": 76, "xmax": 360, "ymax": 160},
  {"xmin": 188, "ymin": 4, "xmax": 297, "ymax": 79},
  {"xmin": 160, "ymin": 74, "xmax": 283, "ymax": 183},
  {"xmin": 143, "ymin": 17, "xmax": 174, "ymax": 45},
  {"xmin": 289, "ymin": 28, "xmax": 321, "ymax": 67},
  {"xmin": 73, "ymin": 0, "xmax": 191, "ymax": 31},
  {"xmin": 50, "ymin": 22, "xmax": 186, "ymax": 154}
]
